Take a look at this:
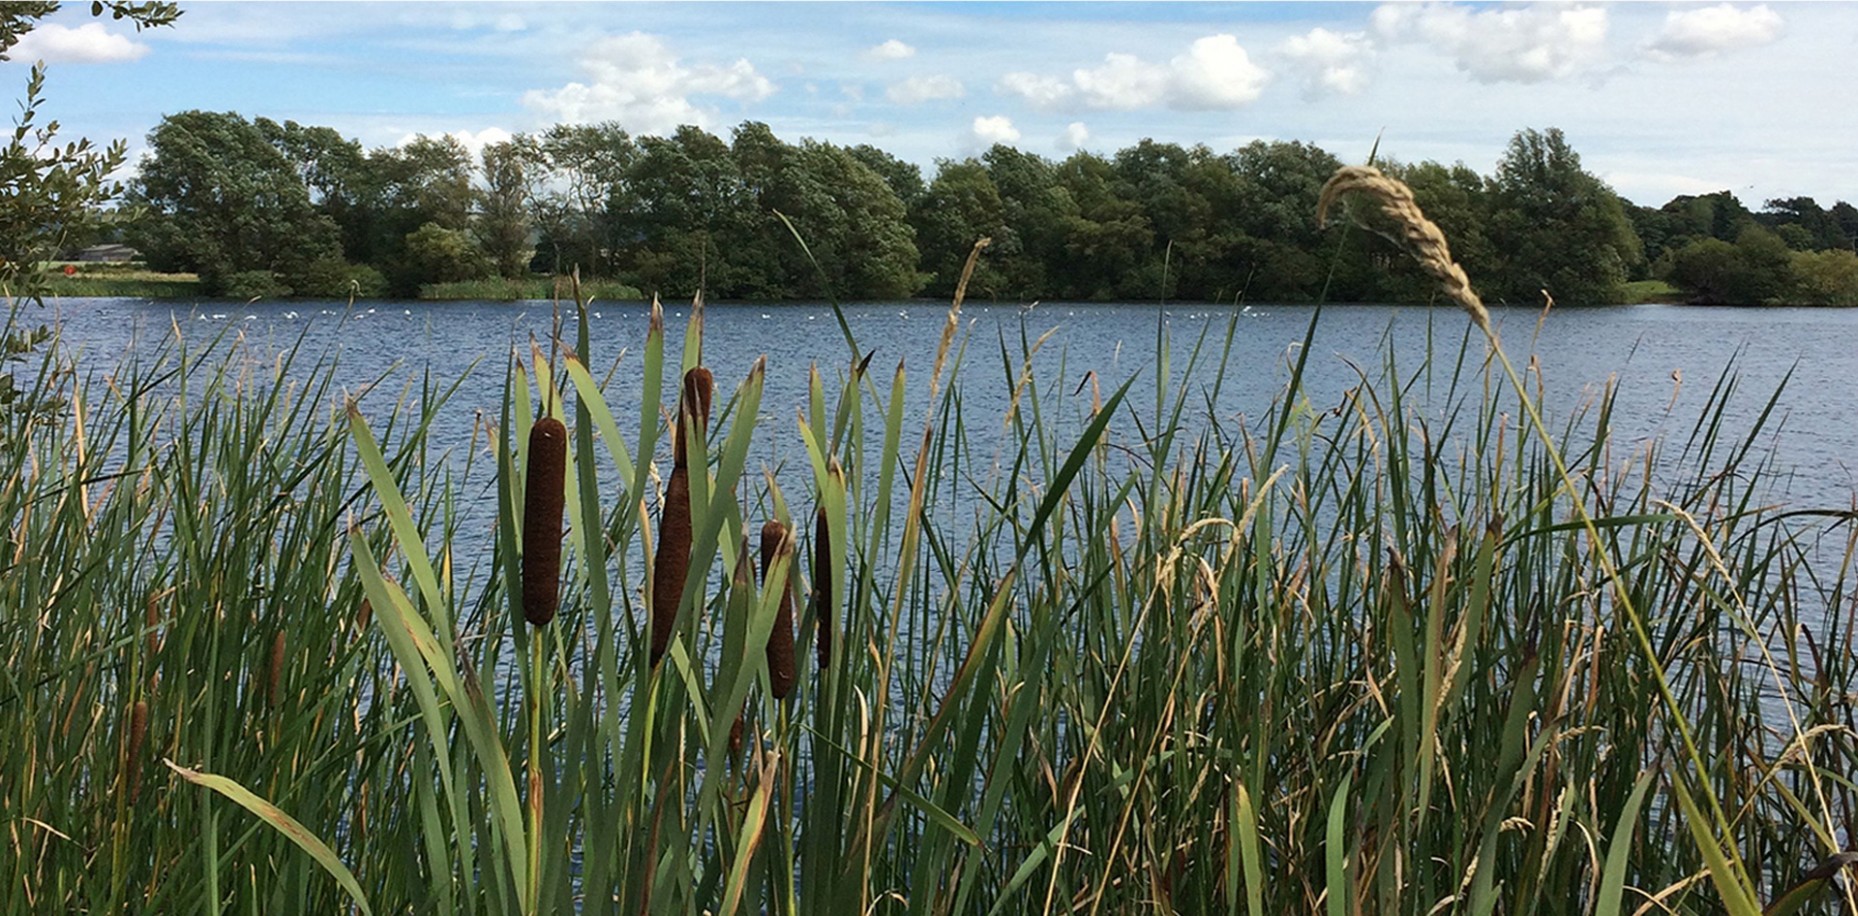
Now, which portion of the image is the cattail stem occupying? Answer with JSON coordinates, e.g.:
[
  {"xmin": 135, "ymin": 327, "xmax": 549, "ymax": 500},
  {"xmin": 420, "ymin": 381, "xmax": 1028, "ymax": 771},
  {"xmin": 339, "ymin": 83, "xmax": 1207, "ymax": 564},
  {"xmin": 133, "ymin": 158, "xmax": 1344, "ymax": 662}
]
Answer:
[
  {"xmin": 761, "ymin": 520, "xmax": 796, "ymax": 700},
  {"xmin": 267, "ymin": 630, "xmax": 286, "ymax": 708},
  {"xmin": 650, "ymin": 367, "xmax": 713, "ymax": 667},
  {"xmin": 124, "ymin": 699, "xmax": 148, "ymax": 804},
  {"xmin": 522, "ymin": 416, "xmax": 568, "ymax": 627},
  {"xmin": 813, "ymin": 505, "xmax": 832, "ymax": 670}
]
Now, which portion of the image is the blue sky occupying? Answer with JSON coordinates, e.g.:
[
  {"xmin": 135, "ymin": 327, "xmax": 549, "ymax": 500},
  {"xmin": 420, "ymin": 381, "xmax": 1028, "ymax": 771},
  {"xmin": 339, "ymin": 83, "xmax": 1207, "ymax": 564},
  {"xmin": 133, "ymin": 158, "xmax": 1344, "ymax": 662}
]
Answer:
[{"xmin": 4, "ymin": 1, "xmax": 1853, "ymax": 207}]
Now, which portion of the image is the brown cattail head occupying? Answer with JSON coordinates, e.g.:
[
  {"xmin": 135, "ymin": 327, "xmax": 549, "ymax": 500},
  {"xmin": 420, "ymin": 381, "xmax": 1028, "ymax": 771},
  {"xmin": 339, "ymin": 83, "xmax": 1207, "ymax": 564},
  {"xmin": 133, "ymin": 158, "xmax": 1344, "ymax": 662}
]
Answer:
[
  {"xmin": 144, "ymin": 592, "xmax": 161, "ymax": 660},
  {"xmin": 522, "ymin": 416, "xmax": 569, "ymax": 627},
  {"xmin": 673, "ymin": 367, "xmax": 714, "ymax": 469},
  {"xmin": 760, "ymin": 520, "xmax": 796, "ymax": 700},
  {"xmin": 356, "ymin": 597, "xmax": 373, "ymax": 633},
  {"xmin": 125, "ymin": 699, "xmax": 148, "ymax": 803},
  {"xmin": 267, "ymin": 630, "xmax": 287, "ymax": 708},
  {"xmin": 812, "ymin": 505, "xmax": 833, "ymax": 670},
  {"xmin": 650, "ymin": 467, "xmax": 692, "ymax": 667}
]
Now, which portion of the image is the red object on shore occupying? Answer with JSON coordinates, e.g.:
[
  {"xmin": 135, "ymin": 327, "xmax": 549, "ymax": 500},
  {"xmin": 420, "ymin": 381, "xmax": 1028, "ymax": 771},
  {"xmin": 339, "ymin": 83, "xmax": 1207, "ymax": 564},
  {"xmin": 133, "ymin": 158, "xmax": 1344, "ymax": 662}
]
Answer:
[{"xmin": 62, "ymin": 264, "xmax": 76, "ymax": 276}]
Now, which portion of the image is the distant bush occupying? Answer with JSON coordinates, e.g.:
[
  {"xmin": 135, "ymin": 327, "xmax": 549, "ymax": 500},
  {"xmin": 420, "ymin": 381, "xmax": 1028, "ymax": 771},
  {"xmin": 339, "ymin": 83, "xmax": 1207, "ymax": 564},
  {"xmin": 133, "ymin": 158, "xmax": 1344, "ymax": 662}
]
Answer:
[
  {"xmin": 1789, "ymin": 249, "xmax": 1858, "ymax": 306},
  {"xmin": 220, "ymin": 269, "xmax": 290, "ymax": 300},
  {"xmin": 418, "ymin": 276, "xmax": 643, "ymax": 302}
]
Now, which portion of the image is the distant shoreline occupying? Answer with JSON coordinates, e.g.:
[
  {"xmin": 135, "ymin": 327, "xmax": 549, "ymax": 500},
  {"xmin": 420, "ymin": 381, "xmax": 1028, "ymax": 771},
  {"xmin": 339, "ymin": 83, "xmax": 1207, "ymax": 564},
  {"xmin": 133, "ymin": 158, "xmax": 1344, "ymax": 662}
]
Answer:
[{"xmin": 36, "ymin": 270, "xmax": 1853, "ymax": 308}]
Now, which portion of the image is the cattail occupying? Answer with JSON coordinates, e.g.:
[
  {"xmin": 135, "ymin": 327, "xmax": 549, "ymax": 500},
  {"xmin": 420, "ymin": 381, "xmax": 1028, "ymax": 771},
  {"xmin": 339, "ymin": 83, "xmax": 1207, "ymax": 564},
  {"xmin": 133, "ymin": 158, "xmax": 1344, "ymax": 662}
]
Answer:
[
  {"xmin": 672, "ymin": 367, "xmax": 714, "ymax": 470},
  {"xmin": 144, "ymin": 592, "xmax": 161, "ymax": 660},
  {"xmin": 267, "ymin": 630, "xmax": 286, "ymax": 708},
  {"xmin": 124, "ymin": 699, "xmax": 148, "ymax": 803},
  {"xmin": 812, "ymin": 505, "xmax": 832, "ymax": 670},
  {"xmin": 356, "ymin": 597, "xmax": 372, "ymax": 633},
  {"xmin": 651, "ymin": 368, "xmax": 714, "ymax": 667},
  {"xmin": 522, "ymin": 416, "xmax": 569, "ymax": 627},
  {"xmin": 760, "ymin": 520, "xmax": 796, "ymax": 700}
]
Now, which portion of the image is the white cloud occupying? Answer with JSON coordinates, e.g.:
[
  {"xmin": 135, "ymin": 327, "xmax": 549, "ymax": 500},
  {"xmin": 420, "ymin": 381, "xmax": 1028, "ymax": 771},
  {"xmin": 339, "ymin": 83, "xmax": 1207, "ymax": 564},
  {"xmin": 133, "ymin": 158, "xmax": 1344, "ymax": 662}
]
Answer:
[
  {"xmin": 1168, "ymin": 35, "xmax": 1271, "ymax": 109},
  {"xmin": 866, "ymin": 39, "xmax": 915, "ymax": 60},
  {"xmin": 1371, "ymin": 3, "xmax": 1609, "ymax": 84},
  {"xmin": 1278, "ymin": 27, "xmax": 1372, "ymax": 97},
  {"xmin": 521, "ymin": 32, "xmax": 774, "ymax": 134},
  {"xmin": 1060, "ymin": 121, "xmax": 1090, "ymax": 151},
  {"xmin": 971, "ymin": 115, "xmax": 1021, "ymax": 146},
  {"xmin": 1644, "ymin": 4, "xmax": 1783, "ymax": 61},
  {"xmin": 887, "ymin": 75, "xmax": 965, "ymax": 104},
  {"xmin": 1000, "ymin": 34, "xmax": 1268, "ymax": 112},
  {"xmin": 9, "ymin": 22, "xmax": 148, "ymax": 64}
]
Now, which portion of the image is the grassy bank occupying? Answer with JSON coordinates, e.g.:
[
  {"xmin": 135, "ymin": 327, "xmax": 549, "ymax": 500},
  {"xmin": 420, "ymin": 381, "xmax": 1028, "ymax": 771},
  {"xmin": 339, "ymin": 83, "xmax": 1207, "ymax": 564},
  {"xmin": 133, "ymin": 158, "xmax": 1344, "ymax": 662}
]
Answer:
[
  {"xmin": 5, "ymin": 173, "xmax": 1857, "ymax": 914},
  {"xmin": 1621, "ymin": 278, "xmax": 1683, "ymax": 303},
  {"xmin": 43, "ymin": 262, "xmax": 202, "ymax": 298},
  {"xmin": 418, "ymin": 276, "xmax": 644, "ymax": 302}
]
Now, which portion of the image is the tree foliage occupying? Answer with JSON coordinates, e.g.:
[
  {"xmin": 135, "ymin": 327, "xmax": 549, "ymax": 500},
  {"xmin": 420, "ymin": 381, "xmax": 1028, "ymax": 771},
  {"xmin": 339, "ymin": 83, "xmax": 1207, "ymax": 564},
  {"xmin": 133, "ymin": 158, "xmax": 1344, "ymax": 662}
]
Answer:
[{"xmin": 106, "ymin": 111, "xmax": 1858, "ymax": 306}]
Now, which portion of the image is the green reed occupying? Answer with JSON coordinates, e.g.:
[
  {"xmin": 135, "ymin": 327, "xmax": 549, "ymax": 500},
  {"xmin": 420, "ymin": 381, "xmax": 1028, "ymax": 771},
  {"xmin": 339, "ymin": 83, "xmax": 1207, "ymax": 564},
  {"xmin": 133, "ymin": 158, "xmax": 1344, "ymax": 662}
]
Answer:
[{"xmin": 4, "ymin": 198, "xmax": 1857, "ymax": 914}]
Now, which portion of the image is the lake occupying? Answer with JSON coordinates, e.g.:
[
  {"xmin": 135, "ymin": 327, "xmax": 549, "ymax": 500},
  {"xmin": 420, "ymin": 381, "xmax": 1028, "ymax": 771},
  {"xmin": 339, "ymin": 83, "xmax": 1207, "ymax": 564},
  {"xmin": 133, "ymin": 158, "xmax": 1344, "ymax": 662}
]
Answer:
[{"xmin": 28, "ymin": 297, "xmax": 1858, "ymax": 567}]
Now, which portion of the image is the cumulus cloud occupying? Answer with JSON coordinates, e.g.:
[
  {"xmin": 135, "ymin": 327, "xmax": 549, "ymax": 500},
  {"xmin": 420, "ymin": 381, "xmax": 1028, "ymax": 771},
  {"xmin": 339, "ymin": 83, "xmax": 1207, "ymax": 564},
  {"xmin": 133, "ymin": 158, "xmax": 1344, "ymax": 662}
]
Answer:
[
  {"xmin": 1277, "ymin": 27, "xmax": 1372, "ymax": 96},
  {"xmin": 522, "ymin": 32, "xmax": 774, "ymax": 134},
  {"xmin": 866, "ymin": 39, "xmax": 915, "ymax": 60},
  {"xmin": 9, "ymin": 22, "xmax": 149, "ymax": 63},
  {"xmin": 999, "ymin": 34, "xmax": 1268, "ymax": 112},
  {"xmin": 886, "ymin": 75, "xmax": 965, "ymax": 104},
  {"xmin": 1371, "ymin": 3, "xmax": 1608, "ymax": 84},
  {"xmin": 1643, "ymin": 4, "xmax": 1783, "ymax": 61},
  {"xmin": 971, "ymin": 115, "xmax": 1021, "ymax": 146},
  {"xmin": 1060, "ymin": 122, "xmax": 1090, "ymax": 151}
]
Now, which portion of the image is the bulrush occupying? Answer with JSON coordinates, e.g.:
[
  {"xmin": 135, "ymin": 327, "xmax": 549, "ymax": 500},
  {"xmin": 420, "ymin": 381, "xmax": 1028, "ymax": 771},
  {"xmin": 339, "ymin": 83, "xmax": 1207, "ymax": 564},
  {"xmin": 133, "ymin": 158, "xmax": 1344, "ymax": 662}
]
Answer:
[
  {"xmin": 812, "ymin": 505, "xmax": 832, "ymax": 670},
  {"xmin": 760, "ymin": 520, "xmax": 796, "ymax": 700},
  {"xmin": 650, "ymin": 367, "xmax": 714, "ymax": 666},
  {"xmin": 522, "ymin": 415, "xmax": 569, "ymax": 627}
]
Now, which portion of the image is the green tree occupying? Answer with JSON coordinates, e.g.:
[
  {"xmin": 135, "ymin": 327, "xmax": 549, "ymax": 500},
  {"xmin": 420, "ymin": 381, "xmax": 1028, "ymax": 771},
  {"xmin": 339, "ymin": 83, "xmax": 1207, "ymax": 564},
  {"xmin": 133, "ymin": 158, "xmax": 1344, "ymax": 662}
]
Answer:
[
  {"xmin": 769, "ymin": 139, "xmax": 922, "ymax": 299},
  {"xmin": 402, "ymin": 221, "xmax": 490, "ymax": 286},
  {"xmin": 530, "ymin": 122, "xmax": 635, "ymax": 276},
  {"xmin": 1223, "ymin": 140, "xmax": 1353, "ymax": 301},
  {"xmin": 1053, "ymin": 151, "xmax": 1151, "ymax": 300},
  {"xmin": 911, "ymin": 159, "xmax": 1008, "ymax": 299},
  {"xmin": 1789, "ymin": 248, "xmax": 1858, "ymax": 306},
  {"xmin": 1485, "ymin": 127, "xmax": 1641, "ymax": 305},
  {"xmin": 1663, "ymin": 225, "xmax": 1793, "ymax": 305},
  {"xmin": 617, "ymin": 125, "xmax": 745, "ymax": 298},
  {"xmin": 128, "ymin": 110, "xmax": 343, "ymax": 296},
  {"xmin": 478, "ymin": 138, "xmax": 535, "ymax": 279}
]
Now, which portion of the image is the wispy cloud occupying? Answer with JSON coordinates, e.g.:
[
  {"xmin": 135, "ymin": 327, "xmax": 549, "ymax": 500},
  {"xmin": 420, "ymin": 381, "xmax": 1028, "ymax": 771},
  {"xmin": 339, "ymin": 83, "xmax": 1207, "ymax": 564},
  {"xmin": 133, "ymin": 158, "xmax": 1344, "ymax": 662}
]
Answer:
[
  {"xmin": 999, "ymin": 34, "xmax": 1268, "ymax": 112},
  {"xmin": 521, "ymin": 32, "xmax": 774, "ymax": 134},
  {"xmin": 886, "ymin": 75, "xmax": 964, "ymax": 104},
  {"xmin": 1643, "ymin": 4, "xmax": 1783, "ymax": 61}
]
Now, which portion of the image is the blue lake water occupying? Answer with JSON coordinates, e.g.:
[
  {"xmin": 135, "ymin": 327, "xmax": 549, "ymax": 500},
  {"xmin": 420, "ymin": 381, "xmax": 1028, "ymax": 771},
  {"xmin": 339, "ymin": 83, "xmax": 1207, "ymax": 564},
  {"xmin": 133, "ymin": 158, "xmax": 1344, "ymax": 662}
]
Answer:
[{"xmin": 34, "ymin": 296, "xmax": 1858, "ymax": 509}]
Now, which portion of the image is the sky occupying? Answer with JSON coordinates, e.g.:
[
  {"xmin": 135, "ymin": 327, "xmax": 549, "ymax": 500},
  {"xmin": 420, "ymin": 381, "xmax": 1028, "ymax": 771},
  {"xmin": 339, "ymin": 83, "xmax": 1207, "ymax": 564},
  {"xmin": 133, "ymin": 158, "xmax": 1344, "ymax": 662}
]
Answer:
[{"xmin": 2, "ymin": 1, "xmax": 1853, "ymax": 208}]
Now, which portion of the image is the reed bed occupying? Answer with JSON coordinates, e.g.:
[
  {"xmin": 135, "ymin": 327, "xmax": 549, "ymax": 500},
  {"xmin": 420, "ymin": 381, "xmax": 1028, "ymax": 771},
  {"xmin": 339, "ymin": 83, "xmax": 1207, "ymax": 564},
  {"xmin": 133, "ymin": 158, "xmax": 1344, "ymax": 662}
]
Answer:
[{"xmin": 4, "ymin": 173, "xmax": 1857, "ymax": 915}]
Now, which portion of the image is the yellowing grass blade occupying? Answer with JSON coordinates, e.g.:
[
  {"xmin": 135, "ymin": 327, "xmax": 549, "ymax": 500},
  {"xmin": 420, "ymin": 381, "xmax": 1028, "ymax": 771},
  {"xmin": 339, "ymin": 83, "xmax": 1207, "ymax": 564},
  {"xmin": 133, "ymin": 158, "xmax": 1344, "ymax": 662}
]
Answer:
[{"xmin": 166, "ymin": 759, "xmax": 373, "ymax": 916}]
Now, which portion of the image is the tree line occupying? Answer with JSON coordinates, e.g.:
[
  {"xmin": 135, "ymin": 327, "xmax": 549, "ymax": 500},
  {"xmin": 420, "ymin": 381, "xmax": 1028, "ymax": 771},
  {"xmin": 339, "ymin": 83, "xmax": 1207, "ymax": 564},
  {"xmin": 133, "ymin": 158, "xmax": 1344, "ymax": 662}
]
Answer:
[{"xmin": 115, "ymin": 111, "xmax": 1858, "ymax": 305}]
